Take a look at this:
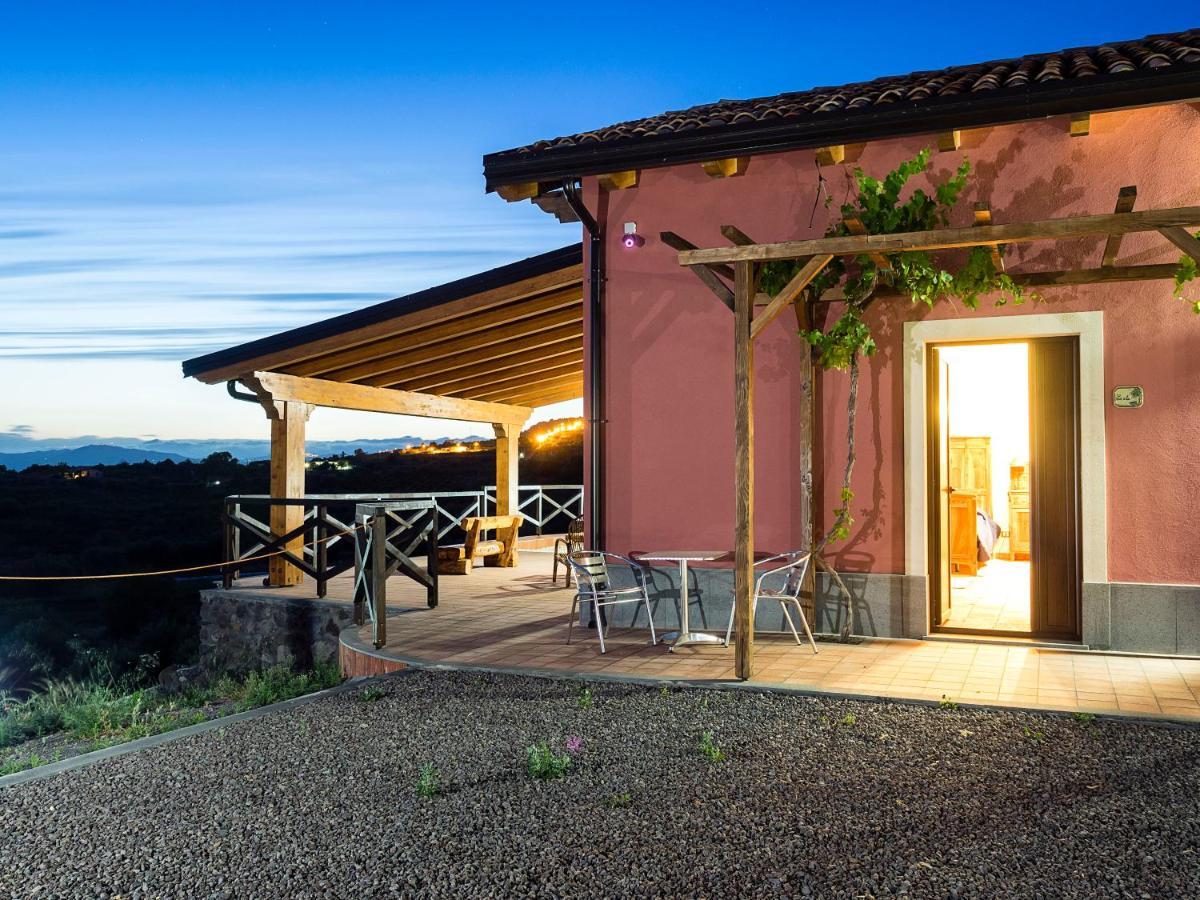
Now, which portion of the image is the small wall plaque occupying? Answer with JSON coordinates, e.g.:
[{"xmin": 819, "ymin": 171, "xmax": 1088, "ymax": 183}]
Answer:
[{"xmin": 1112, "ymin": 386, "xmax": 1144, "ymax": 408}]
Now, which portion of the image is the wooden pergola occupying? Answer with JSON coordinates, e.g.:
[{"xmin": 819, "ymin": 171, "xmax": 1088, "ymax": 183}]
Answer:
[
  {"xmin": 183, "ymin": 246, "xmax": 583, "ymax": 586},
  {"xmin": 671, "ymin": 196, "xmax": 1200, "ymax": 680}
]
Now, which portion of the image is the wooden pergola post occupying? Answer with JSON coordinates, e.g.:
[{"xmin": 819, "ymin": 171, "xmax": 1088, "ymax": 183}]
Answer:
[
  {"xmin": 493, "ymin": 422, "xmax": 519, "ymax": 517},
  {"xmin": 267, "ymin": 399, "xmax": 311, "ymax": 587},
  {"xmin": 794, "ymin": 298, "xmax": 818, "ymax": 624},
  {"xmin": 733, "ymin": 261, "xmax": 756, "ymax": 680}
]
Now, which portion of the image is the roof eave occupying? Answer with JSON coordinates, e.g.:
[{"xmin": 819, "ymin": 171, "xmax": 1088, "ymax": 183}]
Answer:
[{"xmin": 483, "ymin": 66, "xmax": 1200, "ymax": 191}]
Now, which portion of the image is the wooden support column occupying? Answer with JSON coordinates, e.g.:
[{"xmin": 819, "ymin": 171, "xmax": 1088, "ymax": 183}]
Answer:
[
  {"xmin": 733, "ymin": 261, "xmax": 756, "ymax": 681},
  {"xmin": 267, "ymin": 399, "xmax": 311, "ymax": 586},
  {"xmin": 493, "ymin": 422, "xmax": 520, "ymax": 517}
]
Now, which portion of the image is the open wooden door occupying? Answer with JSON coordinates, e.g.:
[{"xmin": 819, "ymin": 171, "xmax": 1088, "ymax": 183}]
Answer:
[
  {"xmin": 926, "ymin": 348, "xmax": 952, "ymax": 627},
  {"xmin": 1029, "ymin": 336, "xmax": 1082, "ymax": 639}
]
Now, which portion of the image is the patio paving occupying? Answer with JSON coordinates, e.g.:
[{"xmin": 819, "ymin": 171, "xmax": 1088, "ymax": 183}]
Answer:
[{"xmin": 264, "ymin": 551, "xmax": 1200, "ymax": 722}]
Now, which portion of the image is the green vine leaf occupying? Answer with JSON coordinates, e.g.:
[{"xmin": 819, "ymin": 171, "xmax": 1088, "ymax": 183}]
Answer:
[{"xmin": 1174, "ymin": 236, "xmax": 1200, "ymax": 314}]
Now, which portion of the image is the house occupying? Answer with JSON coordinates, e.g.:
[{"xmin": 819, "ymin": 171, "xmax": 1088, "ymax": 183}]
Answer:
[{"xmin": 185, "ymin": 29, "xmax": 1200, "ymax": 677}]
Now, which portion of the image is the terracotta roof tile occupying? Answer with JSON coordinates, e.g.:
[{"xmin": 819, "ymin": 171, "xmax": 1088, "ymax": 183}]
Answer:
[{"xmin": 493, "ymin": 30, "xmax": 1200, "ymax": 162}]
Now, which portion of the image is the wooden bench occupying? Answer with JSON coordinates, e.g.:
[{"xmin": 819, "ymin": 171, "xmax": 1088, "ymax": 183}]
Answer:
[{"xmin": 436, "ymin": 515, "xmax": 523, "ymax": 575}]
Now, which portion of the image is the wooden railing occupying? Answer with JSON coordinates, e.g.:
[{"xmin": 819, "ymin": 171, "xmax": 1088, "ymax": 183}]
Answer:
[
  {"xmin": 221, "ymin": 485, "xmax": 584, "ymax": 596},
  {"xmin": 352, "ymin": 500, "xmax": 439, "ymax": 649}
]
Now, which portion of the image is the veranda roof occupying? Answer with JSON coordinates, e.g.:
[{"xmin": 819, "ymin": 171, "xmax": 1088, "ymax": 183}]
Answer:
[{"xmin": 183, "ymin": 244, "xmax": 584, "ymax": 413}]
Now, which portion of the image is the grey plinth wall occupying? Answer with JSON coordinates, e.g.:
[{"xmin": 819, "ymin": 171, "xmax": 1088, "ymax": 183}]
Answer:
[
  {"xmin": 198, "ymin": 589, "xmax": 354, "ymax": 674},
  {"xmin": 598, "ymin": 565, "xmax": 928, "ymax": 640},
  {"xmin": 1084, "ymin": 582, "xmax": 1200, "ymax": 654}
]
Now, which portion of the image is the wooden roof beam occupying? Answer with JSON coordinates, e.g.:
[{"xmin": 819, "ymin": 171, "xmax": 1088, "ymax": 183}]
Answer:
[
  {"xmin": 702, "ymin": 157, "xmax": 749, "ymax": 179},
  {"xmin": 973, "ymin": 203, "xmax": 1005, "ymax": 272},
  {"xmin": 815, "ymin": 145, "xmax": 844, "ymax": 166},
  {"xmin": 676, "ymin": 206, "xmax": 1200, "ymax": 266},
  {"xmin": 243, "ymin": 371, "xmax": 531, "ymax": 426},
  {"xmin": 937, "ymin": 130, "xmax": 962, "ymax": 152},
  {"xmin": 1102, "ymin": 186, "xmax": 1138, "ymax": 267},
  {"xmin": 815, "ymin": 263, "xmax": 1182, "ymax": 301},
  {"xmin": 598, "ymin": 170, "xmax": 639, "ymax": 191},
  {"xmin": 495, "ymin": 381, "xmax": 585, "ymax": 408},
  {"xmin": 844, "ymin": 217, "xmax": 892, "ymax": 270},
  {"xmin": 496, "ymin": 182, "xmax": 540, "ymax": 202},
  {"xmin": 1069, "ymin": 112, "xmax": 1091, "ymax": 137},
  {"xmin": 660, "ymin": 231, "xmax": 734, "ymax": 311}
]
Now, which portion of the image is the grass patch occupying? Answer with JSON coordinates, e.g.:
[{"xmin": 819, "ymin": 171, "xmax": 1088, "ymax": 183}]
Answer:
[
  {"xmin": 526, "ymin": 742, "xmax": 571, "ymax": 780},
  {"xmin": 698, "ymin": 730, "xmax": 726, "ymax": 763},
  {"xmin": 416, "ymin": 763, "xmax": 441, "ymax": 798},
  {"xmin": 0, "ymin": 662, "xmax": 343, "ymax": 774},
  {"xmin": 603, "ymin": 792, "xmax": 633, "ymax": 809}
]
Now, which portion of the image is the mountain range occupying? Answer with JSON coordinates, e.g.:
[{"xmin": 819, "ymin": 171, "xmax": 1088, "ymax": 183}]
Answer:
[{"xmin": 0, "ymin": 436, "xmax": 484, "ymax": 470}]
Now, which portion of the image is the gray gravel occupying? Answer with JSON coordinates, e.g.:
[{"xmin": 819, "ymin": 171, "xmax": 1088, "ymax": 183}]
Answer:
[{"xmin": 1, "ymin": 670, "xmax": 1198, "ymax": 899}]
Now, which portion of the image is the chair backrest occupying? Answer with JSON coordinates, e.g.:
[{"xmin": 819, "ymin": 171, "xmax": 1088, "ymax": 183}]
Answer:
[
  {"xmin": 781, "ymin": 553, "xmax": 812, "ymax": 598},
  {"xmin": 566, "ymin": 516, "xmax": 585, "ymax": 541},
  {"xmin": 568, "ymin": 550, "xmax": 610, "ymax": 593}
]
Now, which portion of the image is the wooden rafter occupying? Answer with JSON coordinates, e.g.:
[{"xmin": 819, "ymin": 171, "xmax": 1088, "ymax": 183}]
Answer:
[
  {"xmin": 1102, "ymin": 186, "xmax": 1138, "ymax": 267},
  {"xmin": 973, "ymin": 203, "xmax": 1005, "ymax": 272},
  {"xmin": 193, "ymin": 264, "xmax": 582, "ymax": 383},
  {"xmin": 677, "ymin": 206, "xmax": 1200, "ymax": 266},
  {"xmin": 845, "ymin": 217, "xmax": 892, "ymax": 270},
  {"xmin": 295, "ymin": 292, "xmax": 580, "ymax": 379},
  {"xmin": 435, "ymin": 353, "xmax": 584, "ymax": 399},
  {"xmin": 479, "ymin": 372, "xmax": 583, "ymax": 405},
  {"xmin": 750, "ymin": 255, "xmax": 833, "ymax": 340},
  {"xmin": 1158, "ymin": 226, "xmax": 1200, "ymax": 264},
  {"xmin": 492, "ymin": 381, "xmax": 584, "ymax": 408},
  {"xmin": 364, "ymin": 321, "xmax": 583, "ymax": 389}
]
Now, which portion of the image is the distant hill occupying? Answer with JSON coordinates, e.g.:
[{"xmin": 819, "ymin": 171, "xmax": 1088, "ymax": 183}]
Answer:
[
  {"xmin": 0, "ymin": 444, "xmax": 193, "ymax": 470},
  {"xmin": 0, "ymin": 435, "xmax": 486, "ymax": 467}
]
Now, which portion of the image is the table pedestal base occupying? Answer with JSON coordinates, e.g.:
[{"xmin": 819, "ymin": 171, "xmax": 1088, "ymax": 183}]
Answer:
[{"xmin": 663, "ymin": 631, "xmax": 726, "ymax": 651}]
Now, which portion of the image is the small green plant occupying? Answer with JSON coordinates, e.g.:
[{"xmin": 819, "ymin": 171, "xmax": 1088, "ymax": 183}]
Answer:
[
  {"xmin": 1022, "ymin": 726, "xmax": 1045, "ymax": 743},
  {"xmin": 659, "ymin": 685, "xmax": 670, "ymax": 698},
  {"xmin": 698, "ymin": 730, "xmax": 725, "ymax": 763},
  {"xmin": 1072, "ymin": 711, "xmax": 1096, "ymax": 724},
  {"xmin": 840, "ymin": 713, "xmax": 857, "ymax": 727},
  {"xmin": 526, "ymin": 742, "xmax": 571, "ymax": 780},
  {"xmin": 576, "ymin": 687, "xmax": 594, "ymax": 710},
  {"xmin": 357, "ymin": 687, "xmax": 386, "ymax": 703},
  {"xmin": 416, "ymin": 763, "xmax": 440, "ymax": 798},
  {"xmin": 938, "ymin": 695, "xmax": 959, "ymax": 710},
  {"xmin": 603, "ymin": 792, "xmax": 633, "ymax": 809},
  {"xmin": 0, "ymin": 752, "xmax": 52, "ymax": 776}
]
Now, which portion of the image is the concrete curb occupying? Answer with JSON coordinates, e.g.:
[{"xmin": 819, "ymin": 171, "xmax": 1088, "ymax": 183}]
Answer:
[
  {"xmin": 338, "ymin": 625, "xmax": 1200, "ymax": 730},
  {"xmin": 0, "ymin": 676, "xmax": 391, "ymax": 790}
]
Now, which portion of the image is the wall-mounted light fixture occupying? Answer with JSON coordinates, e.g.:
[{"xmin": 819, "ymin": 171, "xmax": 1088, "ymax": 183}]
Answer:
[{"xmin": 621, "ymin": 221, "xmax": 644, "ymax": 249}]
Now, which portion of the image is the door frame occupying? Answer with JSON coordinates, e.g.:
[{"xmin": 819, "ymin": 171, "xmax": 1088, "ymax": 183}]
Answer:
[{"xmin": 903, "ymin": 312, "xmax": 1106, "ymax": 637}]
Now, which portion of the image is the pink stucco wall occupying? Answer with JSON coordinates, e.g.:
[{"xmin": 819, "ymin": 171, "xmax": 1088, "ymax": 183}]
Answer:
[{"xmin": 587, "ymin": 103, "xmax": 1200, "ymax": 585}]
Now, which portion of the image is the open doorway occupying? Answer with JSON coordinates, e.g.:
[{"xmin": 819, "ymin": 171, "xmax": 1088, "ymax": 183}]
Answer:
[{"xmin": 927, "ymin": 337, "xmax": 1082, "ymax": 641}]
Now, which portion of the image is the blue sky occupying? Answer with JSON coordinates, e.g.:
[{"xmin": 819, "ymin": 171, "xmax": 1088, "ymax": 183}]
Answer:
[{"xmin": 0, "ymin": 3, "xmax": 1193, "ymax": 444}]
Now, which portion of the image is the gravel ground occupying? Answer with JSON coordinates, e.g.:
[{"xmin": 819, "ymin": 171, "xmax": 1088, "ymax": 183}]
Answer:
[{"xmin": 1, "ymin": 670, "xmax": 1198, "ymax": 899}]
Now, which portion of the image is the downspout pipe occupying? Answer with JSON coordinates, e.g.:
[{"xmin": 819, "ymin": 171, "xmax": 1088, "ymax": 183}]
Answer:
[
  {"xmin": 226, "ymin": 379, "xmax": 261, "ymax": 404},
  {"xmin": 562, "ymin": 180, "xmax": 605, "ymax": 550}
]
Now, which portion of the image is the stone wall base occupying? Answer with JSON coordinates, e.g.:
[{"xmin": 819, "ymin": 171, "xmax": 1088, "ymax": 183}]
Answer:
[{"xmin": 198, "ymin": 589, "xmax": 354, "ymax": 674}]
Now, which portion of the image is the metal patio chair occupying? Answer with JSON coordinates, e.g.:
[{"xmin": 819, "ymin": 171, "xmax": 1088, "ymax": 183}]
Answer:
[
  {"xmin": 552, "ymin": 516, "xmax": 585, "ymax": 587},
  {"xmin": 724, "ymin": 551, "xmax": 818, "ymax": 654},
  {"xmin": 567, "ymin": 550, "xmax": 658, "ymax": 653}
]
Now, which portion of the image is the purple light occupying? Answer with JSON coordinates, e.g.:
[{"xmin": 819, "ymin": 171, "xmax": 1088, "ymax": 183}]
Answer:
[{"xmin": 621, "ymin": 232, "xmax": 644, "ymax": 249}]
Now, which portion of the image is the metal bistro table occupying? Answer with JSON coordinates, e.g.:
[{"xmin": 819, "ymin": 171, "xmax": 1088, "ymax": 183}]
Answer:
[{"xmin": 636, "ymin": 550, "xmax": 729, "ymax": 651}]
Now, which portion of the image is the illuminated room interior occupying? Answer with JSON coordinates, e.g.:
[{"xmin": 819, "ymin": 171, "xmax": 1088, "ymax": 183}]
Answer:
[{"xmin": 938, "ymin": 342, "xmax": 1031, "ymax": 633}]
